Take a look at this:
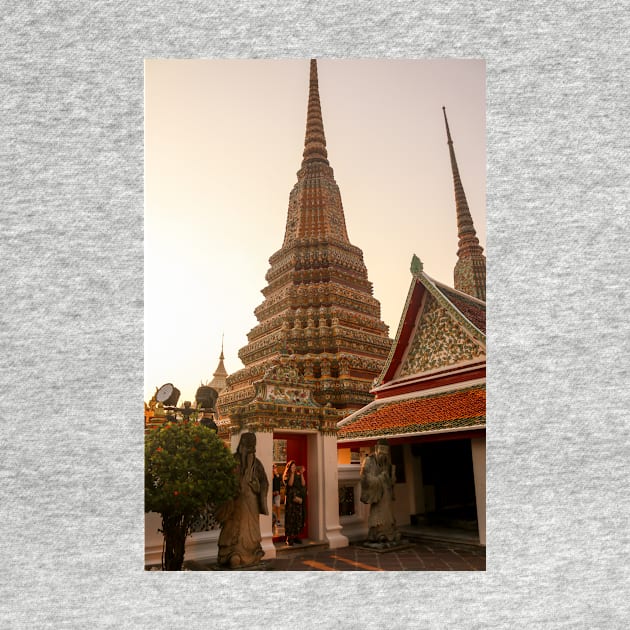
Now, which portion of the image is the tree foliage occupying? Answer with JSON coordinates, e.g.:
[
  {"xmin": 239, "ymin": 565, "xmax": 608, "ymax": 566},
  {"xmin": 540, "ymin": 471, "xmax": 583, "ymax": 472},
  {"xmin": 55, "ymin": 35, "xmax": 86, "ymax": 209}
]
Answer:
[{"xmin": 145, "ymin": 421, "xmax": 238, "ymax": 522}]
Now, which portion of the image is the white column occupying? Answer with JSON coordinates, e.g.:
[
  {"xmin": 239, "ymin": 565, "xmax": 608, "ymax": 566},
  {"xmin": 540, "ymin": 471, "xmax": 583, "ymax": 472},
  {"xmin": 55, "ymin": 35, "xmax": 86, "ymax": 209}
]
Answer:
[
  {"xmin": 322, "ymin": 433, "xmax": 349, "ymax": 549},
  {"xmin": 307, "ymin": 432, "xmax": 324, "ymax": 541},
  {"xmin": 255, "ymin": 430, "xmax": 276, "ymax": 560},
  {"xmin": 471, "ymin": 437, "xmax": 486, "ymax": 546}
]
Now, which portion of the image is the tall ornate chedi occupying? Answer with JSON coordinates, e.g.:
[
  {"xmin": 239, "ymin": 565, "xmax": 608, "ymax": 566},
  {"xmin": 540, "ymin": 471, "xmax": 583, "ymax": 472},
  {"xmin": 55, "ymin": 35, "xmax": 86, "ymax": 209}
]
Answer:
[
  {"xmin": 218, "ymin": 60, "xmax": 392, "ymax": 421},
  {"xmin": 443, "ymin": 107, "xmax": 486, "ymax": 301}
]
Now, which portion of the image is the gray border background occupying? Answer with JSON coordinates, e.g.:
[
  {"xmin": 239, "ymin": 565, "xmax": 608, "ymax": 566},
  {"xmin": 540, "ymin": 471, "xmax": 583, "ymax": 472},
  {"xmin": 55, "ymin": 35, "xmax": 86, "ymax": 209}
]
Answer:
[{"xmin": 2, "ymin": 2, "xmax": 629, "ymax": 628}]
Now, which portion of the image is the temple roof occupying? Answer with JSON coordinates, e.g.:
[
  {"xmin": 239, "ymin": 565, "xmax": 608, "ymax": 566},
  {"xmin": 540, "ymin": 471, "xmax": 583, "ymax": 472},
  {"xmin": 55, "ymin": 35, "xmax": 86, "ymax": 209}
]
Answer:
[
  {"xmin": 374, "ymin": 255, "xmax": 485, "ymax": 388},
  {"xmin": 337, "ymin": 384, "xmax": 485, "ymax": 441},
  {"xmin": 434, "ymin": 282, "xmax": 486, "ymax": 334}
]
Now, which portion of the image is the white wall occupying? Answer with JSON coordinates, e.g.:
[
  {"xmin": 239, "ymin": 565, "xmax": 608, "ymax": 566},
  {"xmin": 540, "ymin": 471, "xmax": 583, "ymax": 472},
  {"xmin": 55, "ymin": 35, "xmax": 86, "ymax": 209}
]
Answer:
[
  {"xmin": 338, "ymin": 464, "xmax": 368, "ymax": 541},
  {"xmin": 145, "ymin": 511, "xmax": 221, "ymax": 567},
  {"xmin": 471, "ymin": 436, "xmax": 486, "ymax": 546}
]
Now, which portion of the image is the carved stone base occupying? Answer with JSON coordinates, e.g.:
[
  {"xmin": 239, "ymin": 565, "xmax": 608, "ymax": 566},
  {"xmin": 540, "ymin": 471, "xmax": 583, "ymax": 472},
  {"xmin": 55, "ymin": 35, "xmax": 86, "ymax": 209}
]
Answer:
[
  {"xmin": 208, "ymin": 561, "xmax": 272, "ymax": 571},
  {"xmin": 355, "ymin": 539, "xmax": 413, "ymax": 553}
]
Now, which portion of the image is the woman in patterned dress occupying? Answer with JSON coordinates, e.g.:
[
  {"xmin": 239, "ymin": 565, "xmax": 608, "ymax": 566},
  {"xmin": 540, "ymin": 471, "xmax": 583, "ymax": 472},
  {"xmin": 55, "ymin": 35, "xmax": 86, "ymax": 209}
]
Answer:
[{"xmin": 282, "ymin": 460, "xmax": 306, "ymax": 545}]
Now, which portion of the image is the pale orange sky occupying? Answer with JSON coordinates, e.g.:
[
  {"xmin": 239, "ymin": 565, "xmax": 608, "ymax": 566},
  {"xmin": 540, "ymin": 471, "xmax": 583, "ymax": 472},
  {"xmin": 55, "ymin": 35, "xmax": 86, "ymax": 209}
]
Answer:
[{"xmin": 145, "ymin": 59, "xmax": 485, "ymax": 405}]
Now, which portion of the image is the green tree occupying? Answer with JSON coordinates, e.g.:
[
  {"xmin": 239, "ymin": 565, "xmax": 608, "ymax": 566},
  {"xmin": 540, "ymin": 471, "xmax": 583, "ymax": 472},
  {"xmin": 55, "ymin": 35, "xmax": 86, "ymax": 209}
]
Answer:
[{"xmin": 145, "ymin": 421, "xmax": 238, "ymax": 570}]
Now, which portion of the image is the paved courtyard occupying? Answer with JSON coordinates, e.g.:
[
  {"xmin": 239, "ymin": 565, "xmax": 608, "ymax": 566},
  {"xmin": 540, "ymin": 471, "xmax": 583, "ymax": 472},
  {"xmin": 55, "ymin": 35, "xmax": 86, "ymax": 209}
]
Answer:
[
  {"xmin": 182, "ymin": 540, "xmax": 485, "ymax": 572},
  {"xmin": 269, "ymin": 541, "xmax": 484, "ymax": 571}
]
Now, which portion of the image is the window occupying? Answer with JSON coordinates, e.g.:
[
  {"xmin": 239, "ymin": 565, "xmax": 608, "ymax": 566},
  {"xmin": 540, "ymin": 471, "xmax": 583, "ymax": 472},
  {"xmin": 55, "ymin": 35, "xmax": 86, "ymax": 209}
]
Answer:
[{"xmin": 339, "ymin": 486, "xmax": 355, "ymax": 516}]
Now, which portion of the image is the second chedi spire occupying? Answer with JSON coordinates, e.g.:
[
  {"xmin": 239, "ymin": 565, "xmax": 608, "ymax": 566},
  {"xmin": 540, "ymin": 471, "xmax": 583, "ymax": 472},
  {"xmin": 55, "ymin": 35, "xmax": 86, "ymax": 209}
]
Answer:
[{"xmin": 442, "ymin": 106, "xmax": 486, "ymax": 301}]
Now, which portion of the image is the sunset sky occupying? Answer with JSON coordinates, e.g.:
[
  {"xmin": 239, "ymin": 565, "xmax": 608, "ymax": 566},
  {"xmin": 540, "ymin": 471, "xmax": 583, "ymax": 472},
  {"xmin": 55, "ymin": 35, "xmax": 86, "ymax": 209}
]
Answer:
[{"xmin": 144, "ymin": 59, "xmax": 486, "ymax": 405}]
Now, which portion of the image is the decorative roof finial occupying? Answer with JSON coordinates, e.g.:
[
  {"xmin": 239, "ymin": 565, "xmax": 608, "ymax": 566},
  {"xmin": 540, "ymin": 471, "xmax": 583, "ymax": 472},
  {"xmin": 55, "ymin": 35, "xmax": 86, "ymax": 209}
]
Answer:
[{"xmin": 410, "ymin": 254, "xmax": 423, "ymax": 276}]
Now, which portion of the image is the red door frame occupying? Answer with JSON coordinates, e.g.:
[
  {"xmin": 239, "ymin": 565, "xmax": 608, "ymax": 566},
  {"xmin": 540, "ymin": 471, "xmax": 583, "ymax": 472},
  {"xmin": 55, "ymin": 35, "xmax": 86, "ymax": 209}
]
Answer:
[{"xmin": 273, "ymin": 432, "xmax": 308, "ymax": 539}]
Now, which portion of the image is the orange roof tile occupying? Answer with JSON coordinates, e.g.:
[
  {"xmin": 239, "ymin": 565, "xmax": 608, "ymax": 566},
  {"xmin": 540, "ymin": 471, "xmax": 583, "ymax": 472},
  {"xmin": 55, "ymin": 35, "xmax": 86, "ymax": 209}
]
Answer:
[{"xmin": 338, "ymin": 385, "xmax": 485, "ymax": 439}]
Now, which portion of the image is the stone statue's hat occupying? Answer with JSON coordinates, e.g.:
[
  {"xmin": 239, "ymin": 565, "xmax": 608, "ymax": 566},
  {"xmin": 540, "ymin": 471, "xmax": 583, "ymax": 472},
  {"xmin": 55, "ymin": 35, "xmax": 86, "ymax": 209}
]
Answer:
[{"xmin": 239, "ymin": 432, "xmax": 257, "ymax": 448}]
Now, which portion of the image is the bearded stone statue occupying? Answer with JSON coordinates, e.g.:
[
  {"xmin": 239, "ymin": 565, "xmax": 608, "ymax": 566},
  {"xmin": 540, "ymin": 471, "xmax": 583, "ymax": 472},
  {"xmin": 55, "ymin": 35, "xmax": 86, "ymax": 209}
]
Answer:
[
  {"xmin": 216, "ymin": 432, "xmax": 269, "ymax": 568},
  {"xmin": 360, "ymin": 439, "xmax": 401, "ymax": 545}
]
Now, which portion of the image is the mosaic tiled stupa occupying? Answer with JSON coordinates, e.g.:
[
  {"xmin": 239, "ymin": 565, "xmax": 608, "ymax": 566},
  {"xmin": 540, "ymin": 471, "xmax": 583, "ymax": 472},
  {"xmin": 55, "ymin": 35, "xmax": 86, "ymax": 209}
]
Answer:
[
  {"xmin": 443, "ymin": 107, "xmax": 486, "ymax": 301},
  {"xmin": 218, "ymin": 60, "xmax": 392, "ymax": 425}
]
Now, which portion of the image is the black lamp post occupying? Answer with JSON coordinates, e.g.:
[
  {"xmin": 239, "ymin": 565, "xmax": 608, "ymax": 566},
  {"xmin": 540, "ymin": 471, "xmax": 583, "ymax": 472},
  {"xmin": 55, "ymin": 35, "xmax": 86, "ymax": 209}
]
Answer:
[
  {"xmin": 154, "ymin": 382, "xmax": 219, "ymax": 430},
  {"xmin": 195, "ymin": 385, "xmax": 219, "ymax": 432}
]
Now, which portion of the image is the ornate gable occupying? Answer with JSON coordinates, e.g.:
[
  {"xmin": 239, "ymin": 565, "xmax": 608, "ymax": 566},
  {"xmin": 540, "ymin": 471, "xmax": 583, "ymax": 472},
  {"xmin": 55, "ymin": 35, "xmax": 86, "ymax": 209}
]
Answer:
[
  {"xmin": 373, "ymin": 256, "xmax": 486, "ymax": 388},
  {"xmin": 398, "ymin": 289, "xmax": 485, "ymax": 378}
]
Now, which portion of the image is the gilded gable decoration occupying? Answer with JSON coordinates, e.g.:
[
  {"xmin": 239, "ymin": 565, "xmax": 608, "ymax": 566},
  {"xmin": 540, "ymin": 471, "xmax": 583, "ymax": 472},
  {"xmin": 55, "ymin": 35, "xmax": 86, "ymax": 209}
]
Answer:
[{"xmin": 399, "ymin": 294, "xmax": 485, "ymax": 377}]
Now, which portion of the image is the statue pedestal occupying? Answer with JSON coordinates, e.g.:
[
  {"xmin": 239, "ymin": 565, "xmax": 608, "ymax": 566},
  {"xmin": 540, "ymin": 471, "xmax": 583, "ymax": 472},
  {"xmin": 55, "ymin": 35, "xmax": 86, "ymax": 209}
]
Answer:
[
  {"xmin": 355, "ymin": 539, "xmax": 413, "ymax": 553},
  {"xmin": 208, "ymin": 561, "xmax": 272, "ymax": 571}
]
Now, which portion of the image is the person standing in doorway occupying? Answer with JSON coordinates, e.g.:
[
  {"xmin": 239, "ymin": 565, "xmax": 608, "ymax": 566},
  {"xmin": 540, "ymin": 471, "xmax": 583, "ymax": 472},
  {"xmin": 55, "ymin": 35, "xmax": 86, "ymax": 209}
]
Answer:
[
  {"xmin": 271, "ymin": 464, "xmax": 283, "ymax": 533},
  {"xmin": 283, "ymin": 460, "xmax": 306, "ymax": 546}
]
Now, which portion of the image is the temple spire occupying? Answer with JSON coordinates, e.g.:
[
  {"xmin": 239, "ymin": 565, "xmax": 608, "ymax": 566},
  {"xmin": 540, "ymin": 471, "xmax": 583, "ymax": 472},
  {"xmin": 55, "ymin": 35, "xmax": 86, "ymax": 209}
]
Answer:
[
  {"xmin": 302, "ymin": 59, "xmax": 329, "ymax": 167},
  {"xmin": 218, "ymin": 59, "xmax": 391, "ymax": 419},
  {"xmin": 209, "ymin": 338, "xmax": 228, "ymax": 392},
  {"xmin": 280, "ymin": 59, "xmax": 350, "ymax": 245},
  {"xmin": 442, "ymin": 106, "xmax": 486, "ymax": 301}
]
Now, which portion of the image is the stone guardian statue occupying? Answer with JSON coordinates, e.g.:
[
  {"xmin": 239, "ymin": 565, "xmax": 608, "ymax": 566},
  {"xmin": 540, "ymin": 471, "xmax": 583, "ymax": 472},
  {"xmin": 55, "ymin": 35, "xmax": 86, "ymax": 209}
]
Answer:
[
  {"xmin": 217, "ymin": 432, "xmax": 269, "ymax": 568},
  {"xmin": 360, "ymin": 439, "xmax": 401, "ymax": 545}
]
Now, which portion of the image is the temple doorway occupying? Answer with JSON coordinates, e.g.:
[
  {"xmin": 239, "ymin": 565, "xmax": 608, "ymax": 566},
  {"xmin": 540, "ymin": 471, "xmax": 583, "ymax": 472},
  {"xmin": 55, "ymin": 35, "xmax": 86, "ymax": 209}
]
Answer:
[
  {"xmin": 413, "ymin": 439, "xmax": 479, "ymax": 531},
  {"xmin": 273, "ymin": 432, "xmax": 309, "ymax": 540}
]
